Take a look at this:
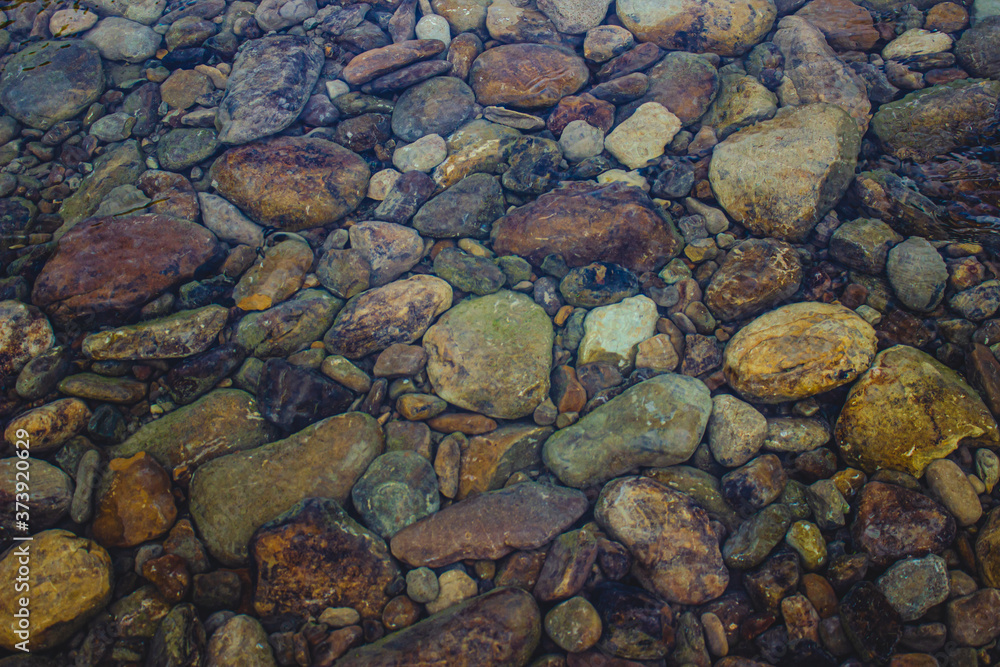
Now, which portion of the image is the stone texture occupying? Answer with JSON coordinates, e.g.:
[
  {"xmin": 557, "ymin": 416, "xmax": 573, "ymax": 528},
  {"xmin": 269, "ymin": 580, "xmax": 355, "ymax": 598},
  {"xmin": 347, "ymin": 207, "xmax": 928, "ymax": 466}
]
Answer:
[
  {"xmin": 577, "ymin": 295, "xmax": 659, "ymax": 371},
  {"xmin": 84, "ymin": 17, "xmax": 161, "ymax": 62},
  {"xmin": 596, "ymin": 476, "xmax": 728, "ymax": 604},
  {"xmin": 0, "ymin": 458, "xmax": 72, "ymax": 530},
  {"xmin": 0, "ymin": 300, "xmax": 53, "ymax": 376},
  {"xmin": 543, "ymin": 374, "xmax": 712, "ymax": 488},
  {"xmin": 82, "ymin": 306, "xmax": 228, "ymax": 360},
  {"xmin": 349, "ymin": 221, "xmax": 424, "ymax": 287},
  {"xmin": 390, "ymin": 482, "xmax": 587, "ymax": 567},
  {"xmin": 412, "ymin": 173, "xmax": 504, "ymax": 239},
  {"xmin": 210, "ymin": 136, "xmax": 369, "ymax": 231},
  {"xmin": 206, "ymin": 615, "xmax": 277, "ymax": 667},
  {"xmin": 852, "ymin": 481, "xmax": 956, "ymax": 567},
  {"xmin": 92, "ymin": 452, "xmax": 177, "ymax": 548},
  {"xmin": 342, "ymin": 40, "xmax": 447, "ymax": 85},
  {"xmin": 458, "ymin": 424, "xmax": 552, "ymax": 499},
  {"xmin": 615, "ymin": 0, "xmax": 776, "ymax": 56},
  {"xmin": 705, "ymin": 239, "xmax": 802, "ymax": 321},
  {"xmin": 470, "ymin": 44, "xmax": 589, "ymax": 109},
  {"xmin": 604, "ymin": 102, "xmax": 681, "ymax": 169},
  {"xmin": 723, "ymin": 302, "xmax": 877, "ymax": 403},
  {"xmin": 709, "ymin": 103, "xmax": 861, "ymax": 242},
  {"xmin": 708, "ymin": 394, "xmax": 768, "ymax": 467},
  {"xmin": 391, "ymin": 76, "xmax": 475, "ymax": 142},
  {"xmin": 836, "ymin": 345, "xmax": 999, "ymax": 477},
  {"xmin": 351, "ymin": 451, "xmax": 439, "ymax": 538},
  {"xmin": 795, "ymin": 0, "xmax": 878, "ymax": 51}
]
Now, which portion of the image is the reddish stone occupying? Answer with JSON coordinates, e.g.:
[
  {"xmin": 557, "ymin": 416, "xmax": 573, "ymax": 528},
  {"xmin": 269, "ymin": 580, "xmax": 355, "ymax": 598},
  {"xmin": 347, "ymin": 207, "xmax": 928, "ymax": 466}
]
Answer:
[
  {"xmin": 546, "ymin": 93, "xmax": 615, "ymax": 136},
  {"xmin": 92, "ymin": 452, "xmax": 178, "ymax": 548},
  {"xmin": 342, "ymin": 40, "xmax": 447, "ymax": 85},
  {"xmin": 966, "ymin": 343, "xmax": 1000, "ymax": 418},
  {"xmin": 142, "ymin": 554, "xmax": 191, "ymax": 603},
  {"xmin": 551, "ymin": 365, "xmax": 587, "ymax": 413},
  {"xmin": 851, "ymin": 482, "xmax": 956, "ymax": 567},
  {"xmin": 426, "ymin": 413, "xmax": 497, "ymax": 435},
  {"xmin": 137, "ymin": 170, "xmax": 199, "ymax": 221},
  {"xmin": 795, "ymin": 0, "xmax": 879, "ymax": 51},
  {"xmin": 924, "ymin": 68, "xmax": 972, "ymax": 86}
]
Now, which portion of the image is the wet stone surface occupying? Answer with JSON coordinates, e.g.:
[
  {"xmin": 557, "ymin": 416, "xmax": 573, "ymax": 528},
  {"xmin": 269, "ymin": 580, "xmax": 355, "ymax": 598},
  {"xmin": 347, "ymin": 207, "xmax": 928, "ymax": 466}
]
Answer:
[{"xmin": 1, "ymin": 0, "xmax": 1000, "ymax": 664}]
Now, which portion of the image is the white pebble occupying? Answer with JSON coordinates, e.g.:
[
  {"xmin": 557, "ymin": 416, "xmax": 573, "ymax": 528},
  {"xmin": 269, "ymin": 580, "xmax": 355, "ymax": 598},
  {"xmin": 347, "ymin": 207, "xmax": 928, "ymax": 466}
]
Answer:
[{"xmin": 415, "ymin": 14, "xmax": 451, "ymax": 47}]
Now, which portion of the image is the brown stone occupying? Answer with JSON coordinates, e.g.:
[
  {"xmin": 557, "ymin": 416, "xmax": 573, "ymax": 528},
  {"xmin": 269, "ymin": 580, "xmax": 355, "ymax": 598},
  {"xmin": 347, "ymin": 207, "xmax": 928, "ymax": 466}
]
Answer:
[
  {"xmin": 0, "ymin": 300, "xmax": 54, "ymax": 376},
  {"xmin": 233, "ymin": 240, "xmax": 314, "ymax": 311},
  {"xmin": 3, "ymin": 397, "xmax": 90, "ymax": 455},
  {"xmin": 0, "ymin": 457, "xmax": 72, "ymax": 530},
  {"xmin": 390, "ymin": 481, "xmax": 588, "ymax": 567},
  {"xmin": 851, "ymin": 481, "xmax": 956, "ymax": 567},
  {"xmin": 966, "ymin": 343, "xmax": 1000, "ymax": 419},
  {"xmin": 547, "ymin": 93, "xmax": 615, "ymax": 136},
  {"xmin": 705, "ymin": 239, "xmax": 803, "ymax": 321},
  {"xmin": 0, "ymin": 530, "xmax": 112, "ymax": 652},
  {"xmin": 323, "ymin": 275, "xmax": 452, "ymax": 359},
  {"xmin": 621, "ymin": 51, "xmax": 719, "ymax": 127},
  {"xmin": 794, "ymin": 0, "xmax": 878, "ymax": 51},
  {"xmin": 457, "ymin": 423, "xmax": 552, "ymax": 499},
  {"xmin": 551, "ymin": 365, "xmax": 587, "ymax": 413},
  {"xmin": 209, "ymin": 136, "xmax": 370, "ymax": 231},
  {"xmin": 924, "ymin": 2, "xmax": 967, "ymax": 33},
  {"xmin": 58, "ymin": 373, "xmax": 147, "ymax": 404},
  {"xmin": 596, "ymin": 476, "xmax": 728, "ymax": 605},
  {"xmin": 947, "ymin": 588, "xmax": 1000, "ymax": 647},
  {"xmin": 425, "ymin": 413, "xmax": 499, "ymax": 435},
  {"xmin": 616, "ymin": 0, "xmax": 776, "ymax": 56},
  {"xmin": 334, "ymin": 113, "xmax": 391, "ymax": 153},
  {"xmin": 160, "ymin": 69, "xmax": 213, "ymax": 110},
  {"xmin": 492, "ymin": 182, "xmax": 682, "ymax": 272},
  {"xmin": 723, "ymin": 302, "xmax": 876, "ymax": 403},
  {"xmin": 976, "ymin": 507, "xmax": 1000, "ymax": 588},
  {"xmin": 470, "ymin": 44, "xmax": 589, "ymax": 109},
  {"xmin": 136, "ymin": 170, "xmax": 199, "ymax": 221},
  {"xmin": 349, "ymin": 221, "xmax": 423, "ymax": 287},
  {"xmin": 533, "ymin": 527, "xmax": 599, "ymax": 602},
  {"xmin": 251, "ymin": 498, "xmax": 400, "ymax": 622},
  {"xmin": 496, "ymin": 549, "xmax": 550, "ymax": 591},
  {"xmin": 32, "ymin": 213, "xmax": 221, "ymax": 325},
  {"xmin": 337, "ymin": 588, "xmax": 541, "ymax": 666},
  {"xmin": 595, "ymin": 42, "xmax": 663, "ymax": 82},
  {"xmin": 141, "ymin": 554, "xmax": 190, "ymax": 603},
  {"xmin": 373, "ymin": 343, "xmax": 428, "ymax": 377},
  {"xmin": 342, "ymin": 39, "xmax": 447, "ymax": 85},
  {"xmin": 93, "ymin": 452, "xmax": 177, "ymax": 548}
]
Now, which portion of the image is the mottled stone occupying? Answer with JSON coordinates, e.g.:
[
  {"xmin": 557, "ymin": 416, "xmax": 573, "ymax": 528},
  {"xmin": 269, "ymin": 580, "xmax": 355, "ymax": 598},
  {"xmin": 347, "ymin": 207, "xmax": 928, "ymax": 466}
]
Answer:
[
  {"xmin": 795, "ymin": 0, "xmax": 878, "ymax": 51},
  {"xmin": 206, "ymin": 615, "xmax": 277, "ymax": 667},
  {"xmin": 470, "ymin": 44, "xmax": 589, "ymax": 109},
  {"xmin": 0, "ymin": 300, "xmax": 53, "ymax": 377},
  {"xmin": 604, "ymin": 102, "xmax": 681, "ymax": 169},
  {"xmin": 390, "ymin": 482, "xmax": 587, "ymax": 567},
  {"xmin": 616, "ymin": 0, "xmax": 776, "ymax": 56},
  {"xmin": 721, "ymin": 454, "xmax": 787, "ymax": 514},
  {"xmin": 0, "ymin": 458, "xmax": 72, "ymax": 530},
  {"xmin": 544, "ymin": 596, "xmax": 602, "ymax": 652},
  {"xmin": 349, "ymin": 221, "xmax": 424, "ymax": 287},
  {"xmin": 836, "ymin": 345, "xmax": 998, "ymax": 477},
  {"xmin": 210, "ymin": 136, "xmax": 369, "ymax": 231},
  {"xmin": 4, "ymin": 398, "xmax": 89, "ymax": 455},
  {"xmin": 257, "ymin": 358, "xmax": 353, "ymax": 432},
  {"xmin": 852, "ymin": 481, "xmax": 956, "ymax": 567},
  {"xmin": 543, "ymin": 374, "xmax": 712, "ymax": 488},
  {"xmin": 876, "ymin": 554, "xmax": 949, "ymax": 621},
  {"xmin": 351, "ymin": 451, "xmax": 439, "ymax": 538},
  {"xmin": 412, "ymin": 173, "xmax": 504, "ymax": 239},
  {"xmin": 887, "ymin": 237, "xmax": 948, "ymax": 312},
  {"xmin": 978, "ymin": 507, "xmax": 1000, "ymax": 587},
  {"xmin": 82, "ymin": 306, "xmax": 227, "ymax": 360},
  {"xmin": 235, "ymin": 290, "xmax": 342, "ymax": 358},
  {"xmin": 190, "ymin": 412, "xmax": 383, "ymax": 565},
  {"xmin": 839, "ymin": 582, "xmax": 901, "ymax": 663},
  {"xmin": 458, "ymin": 424, "xmax": 551, "ymax": 500},
  {"xmin": 956, "ymin": 16, "xmax": 1000, "ymax": 79},
  {"xmin": 828, "ymin": 217, "xmax": 902, "ymax": 275},
  {"xmin": 217, "ymin": 35, "xmax": 324, "ymax": 144},
  {"xmin": 93, "ymin": 452, "xmax": 177, "ymax": 548},
  {"xmin": 947, "ymin": 588, "xmax": 1000, "ymax": 647},
  {"xmin": 342, "ymin": 40, "xmax": 446, "ymax": 86},
  {"xmin": 705, "ymin": 239, "xmax": 802, "ymax": 321},
  {"xmin": 724, "ymin": 302, "xmax": 876, "ymax": 403},
  {"xmin": 722, "ymin": 503, "xmax": 793, "ymax": 569},
  {"xmin": 391, "ymin": 76, "xmax": 475, "ymax": 142},
  {"xmin": 591, "ymin": 582, "xmax": 675, "ymax": 660}
]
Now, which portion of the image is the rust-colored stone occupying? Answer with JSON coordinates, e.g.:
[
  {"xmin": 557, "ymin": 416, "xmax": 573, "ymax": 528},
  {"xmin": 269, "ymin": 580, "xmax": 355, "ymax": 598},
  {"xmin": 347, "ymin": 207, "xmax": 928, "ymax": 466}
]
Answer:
[
  {"xmin": 470, "ymin": 44, "xmax": 589, "ymax": 109},
  {"xmin": 851, "ymin": 481, "xmax": 956, "ymax": 567},
  {"xmin": 93, "ymin": 452, "xmax": 178, "ymax": 548},
  {"xmin": 141, "ymin": 554, "xmax": 191, "ymax": 603},
  {"xmin": 342, "ymin": 39, "xmax": 447, "ymax": 85},
  {"xmin": 551, "ymin": 365, "xmax": 587, "ymax": 413},
  {"xmin": 547, "ymin": 93, "xmax": 616, "ymax": 136},
  {"xmin": 705, "ymin": 239, "xmax": 803, "ymax": 322},
  {"xmin": 795, "ymin": 0, "xmax": 878, "ymax": 51},
  {"xmin": 457, "ymin": 423, "xmax": 552, "ymax": 499},
  {"xmin": 137, "ymin": 170, "xmax": 199, "ymax": 221},
  {"xmin": 491, "ymin": 182, "xmax": 682, "ymax": 272}
]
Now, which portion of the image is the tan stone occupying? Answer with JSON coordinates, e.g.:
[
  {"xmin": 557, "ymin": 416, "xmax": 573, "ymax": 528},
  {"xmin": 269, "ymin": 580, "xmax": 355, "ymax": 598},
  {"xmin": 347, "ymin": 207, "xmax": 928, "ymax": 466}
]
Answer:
[
  {"xmin": 233, "ymin": 240, "xmax": 314, "ymax": 311},
  {"xmin": 457, "ymin": 424, "xmax": 553, "ymax": 499},
  {"xmin": 604, "ymin": 102, "xmax": 681, "ymax": 169},
  {"xmin": 470, "ymin": 44, "xmax": 589, "ymax": 109},
  {"xmin": 616, "ymin": 0, "xmax": 776, "ymax": 56},
  {"xmin": 4, "ymin": 398, "xmax": 91, "ymax": 455}
]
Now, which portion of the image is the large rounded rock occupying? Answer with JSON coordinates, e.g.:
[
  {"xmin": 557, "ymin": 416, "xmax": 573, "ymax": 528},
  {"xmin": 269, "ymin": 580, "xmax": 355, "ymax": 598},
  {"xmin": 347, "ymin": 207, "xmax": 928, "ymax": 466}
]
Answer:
[
  {"xmin": 596, "ymin": 476, "xmax": 728, "ymax": 604},
  {"xmin": 0, "ymin": 40, "xmax": 104, "ymax": 130},
  {"xmin": 0, "ymin": 530, "xmax": 112, "ymax": 652},
  {"xmin": 620, "ymin": 52, "xmax": 719, "ymax": 127},
  {"xmin": 337, "ymin": 588, "xmax": 540, "ymax": 666},
  {"xmin": 412, "ymin": 172, "xmax": 505, "ymax": 239},
  {"xmin": 424, "ymin": 290, "xmax": 552, "ymax": 419},
  {"xmin": 705, "ymin": 239, "xmax": 803, "ymax": 322},
  {"xmin": 709, "ymin": 103, "xmax": 861, "ymax": 242},
  {"xmin": 190, "ymin": 412, "xmax": 384, "ymax": 566},
  {"xmin": 0, "ymin": 458, "xmax": 72, "ymax": 530},
  {"xmin": 723, "ymin": 302, "xmax": 877, "ymax": 403},
  {"xmin": 209, "ymin": 136, "xmax": 370, "ymax": 231},
  {"xmin": 0, "ymin": 300, "xmax": 54, "ymax": 376},
  {"xmin": 491, "ymin": 182, "xmax": 682, "ymax": 272},
  {"xmin": 323, "ymin": 275, "xmax": 453, "ymax": 360},
  {"xmin": 956, "ymin": 16, "xmax": 1000, "ymax": 79},
  {"xmin": 616, "ymin": 0, "xmax": 776, "ymax": 56},
  {"xmin": 216, "ymin": 35, "xmax": 324, "ymax": 145},
  {"xmin": 391, "ymin": 76, "xmax": 476, "ymax": 142},
  {"xmin": 852, "ymin": 482, "xmax": 956, "ymax": 567},
  {"xmin": 470, "ymin": 44, "xmax": 589, "ymax": 109},
  {"xmin": 835, "ymin": 346, "xmax": 999, "ymax": 477},
  {"xmin": 32, "ymin": 214, "xmax": 221, "ymax": 326},
  {"xmin": 543, "ymin": 374, "xmax": 713, "ymax": 488},
  {"xmin": 871, "ymin": 79, "xmax": 1000, "ymax": 163},
  {"xmin": 83, "ymin": 17, "xmax": 161, "ymax": 62}
]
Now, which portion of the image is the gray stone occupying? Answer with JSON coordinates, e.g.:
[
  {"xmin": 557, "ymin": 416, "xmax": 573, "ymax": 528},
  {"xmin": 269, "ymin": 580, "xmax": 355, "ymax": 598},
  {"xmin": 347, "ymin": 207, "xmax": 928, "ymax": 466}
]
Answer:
[
  {"xmin": 887, "ymin": 237, "xmax": 948, "ymax": 312},
  {"xmin": 351, "ymin": 451, "xmax": 440, "ymax": 539},
  {"xmin": 84, "ymin": 17, "xmax": 161, "ymax": 63},
  {"xmin": 876, "ymin": 554, "xmax": 949, "ymax": 621}
]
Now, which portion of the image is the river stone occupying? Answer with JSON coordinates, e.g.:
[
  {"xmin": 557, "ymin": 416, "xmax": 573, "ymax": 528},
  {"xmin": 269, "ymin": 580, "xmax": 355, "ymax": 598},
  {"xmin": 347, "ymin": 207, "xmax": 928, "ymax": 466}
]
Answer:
[
  {"xmin": 235, "ymin": 289, "xmax": 342, "ymax": 358},
  {"xmin": 337, "ymin": 588, "xmax": 540, "ymax": 666},
  {"xmin": 251, "ymin": 497, "xmax": 399, "ymax": 622},
  {"xmin": 0, "ymin": 40, "xmax": 104, "ymax": 130},
  {"xmin": 852, "ymin": 481, "xmax": 956, "ymax": 567},
  {"xmin": 622, "ymin": 52, "xmax": 719, "ymax": 127},
  {"xmin": 794, "ymin": 0, "xmax": 878, "ymax": 51},
  {"xmin": 886, "ymin": 237, "xmax": 948, "ymax": 312},
  {"xmin": 206, "ymin": 615, "xmax": 276, "ymax": 667},
  {"xmin": 82, "ymin": 306, "xmax": 228, "ymax": 360},
  {"xmin": 710, "ymin": 103, "xmax": 860, "ymax": 242},
  {"xmin": 492, "ymin": 182, "xmax": 681, "ymax": 272},
  {"xmin": 773, "ymin": 16, "xmax": 872, "ymax": 134},
  {"xmin": 708, "ymin": 394, "xmax": 768, "ymax": 467},
  {"xmin": 85, "ymin": 0, "xmax": 164, "ymax": 24},
  {"xmin": 3, "ymin": 398, "xmax": 91, "ymax": 455},
  {"xmin": 876, "ymin": 554, "xmax": 949, "ymax": 621},
  {"xmin": 32, "ymin": 214, "xmax": 221, "ymax": 326},
  {"xmin": 978, "ymin": 507, "xmax": 1000, "ymax": 587},
  {"xmin": 604, "ymin": 101, "xmax": 681, "ymax": 169},
  {"xmin": 0, "ymin": 530, "xmax": 112, "ymax": 652},
  {"xmin": 835, "ymin": 345, "xmax": 999, "ymax": 477},
  {"xmin": 157, "ymin": 128, "xmax": 218, "ymax": 171},
  {"xmin": 423, "ymin": 290, "xmax": 552, "ymax": 419},
  {"xmin": 616, "ymin": 0, "xmax": 776, "ymax": 56},
  {"xmin": 470, "ymin": 44, "xmax": 589, "ymax": 109},
  {"xmin": 391, "ymin": 76, "xmax": 476, "ymax": 143},
  {"xmin": 257, "ymin": 358, "xmax": 354, "ymax": 432},
  {"xmin": 701, "ymin": 71, "xmax": 778, "ymax": 140},
  {"xmin": 190, "ymin": 412, "xmax": 383, "ymax": 566},
  {"xmin": 57, "ymin": 140, "xmax": 146, "ymax": 232},
  {"xmin": 870, "ymin": 79, "xmax": 1000, "ymax": 163},
  {"xmin": 324, "ymin": 275, "xmax": 453, "ymax": 359},
  {"xmin": 723, "ymin": 302, "xmax": 877, "ymax": 403},
  {"xmin": 543, "ymin": 374, "xmax": 712, "ymax": 488},
  {"xmin": 457, "ymin": 424, "xmax": 552, "ymax": 500},
  {"xmin": 216, "ymin": 35, "xmax": 324, "ymax": 145},
  {"xmin": 596, "ymin": 476, "xmax": 728, "ymax": 604},
  {"xmin": 110, "ymin": 389, "xmax": 275, "ymax": 473},
  {"xmin": 351, "ymin": 451, "xmax": 439, "ymax": 538},
  {"xmin": 92, "ymin": 452, "xmax": 177, "ymax": 548},
  {"xmin": 956, "ymin": 16, "xmax": 1000, "ymax": 79},
  {"xmin": 390, "ymin": 481, "xmax": 588, "ymax": 567},
  {"xmin": 705, "ymin": 239, "xmax": 802, "ymax": 322},
  {"xmin": 722, "ymin": 503, "xmax": 793, "ymax": 569},
  {"xmin": 0, "ymin": 457, "xmax": 72, "ymax": 530},
  {"xmin": 577, "ymin": 295, "xmax": 658, "ymax": 371},
  {"xmin": 828, "ymin": 217, "xmax": 902, "ymax": 275},
  {"xmin": 413, "ymin": 173, "xmax": 504, "ymax": 239},
  {"xmin": 0, "ymin": 300, "xmax": 53, "ymax": 376},
  {"xmin": 349, "ymin": 221, "xmax": 424, "ymax": 287},
  {"xmin": 198, "ymin": 193, "xmax": 264, "ymax": 247},
  {"xmin": 84, "ymin": 17, "xmax": 161, "ymax": 63},
  {"xmin": 209, "ymin": 136, "xmax": 370, "ymax": 230},
  {"xmin": 342, "ymin": 39, "xmax": 446, "ymax": 85}
]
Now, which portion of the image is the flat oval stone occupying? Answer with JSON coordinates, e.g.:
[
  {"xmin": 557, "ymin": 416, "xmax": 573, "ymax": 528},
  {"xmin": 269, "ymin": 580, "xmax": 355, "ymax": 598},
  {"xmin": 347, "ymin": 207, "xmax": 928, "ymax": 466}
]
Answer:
[
  {"xmin": 559, "ymin": 262, "xmax": 639, "ymax": 308},
  {"xmin": 0, "ymin": 529, "xmax": 112, "ymax": 652},
  {"xmin": 343, "ymin": 39, "xmax": 447, "ymax": 85},
  {"xmin": 323, "ymin": 275, "xmax": 453, "ymax": 360},
  {"xmin": 110, "ymin": 389, "xmax": 275, "ymax": 473},
  {"xmin": 836, "ymin": 345, "xmax": 998, "ymax": 477},
  {"xmin": 492, "ymin": 182, "xmax": 682, "ymax": 272},
  {"xmin": 0, "ymin": 40, "xmax": 104, "ymax": 130},
  {"xmin": 233, "ymin": 240, "xmax": 314, "ymax": 311},
  {"xmin": 543, "ymin": 374, "xmax": 712, "ymax": 488},
  {"xmin": 93, "ymin": 452, "xmax": 177, "ymax": 548},
  {"xmin": 839, "ymin": 581, "xmax": 901, "ymax": 663},
  {"xmin": 190, "ymin": 412, "xmax": 383, "ymax": 566},
  {"xmin": 337, "ymin": 588, "xmax": 540, "ymax": 666},
  {"xmin": 470, "ymin": 43, "xmax": 589, "ymax": 109},
  {"xmin": 596, "ymin": 476, "xmax": 729, "ymax": 604},
  {"xmin": 216, "ymin": 35, "xmax": 324, "ymax": 145},
  {"xmin": 3, "ymin": 398, "xmax": 91, "ymax": 455},
  {"xmin": 723, "ymin": 302, "xmax": 877, "ymax": 403},
  {"xmin": 206, "ymin": 615, "xmax": 275, "ymax": 666},
  {"xmin": 390, "ymin": 481, "xmax": 588, "ymax": 567},
  {"xmin": 616, "ymin": 0, "xmax": 776, "ymax": 56},
  {"xmin": 391, "ymin": 76, "xmax": 476, "ymax": 142},
  {"xmin": 0, "ymin": 299, "xmax": 54, "ymax": 376},
  {"xmin": 705, "ymin": 239, "xmax": 802, "ymax": 321},
  {"xmin": 423, "ymin": 290, "xmax": 553, "ymax": 419},
  {"xmin": 257, "ymin": 358, "xmax": 354, "ymax": 432},
  {"xmin": 0, "ymin": 457, "xmax": 72, "ymax": 530},
  {"xmin": 82, "ymin": 306, "xmax": 228, "ymax": 360},
  {"xmin": 851, "ymin": 481, "xmax": 956, "ymax": 567},
  {"xmin": 251, "ymin": 497, "xmax": 400, "ymax": 622},
  {"xmin": 235, "ymin": 290, "xmax": 342, "ymax": 358}
]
